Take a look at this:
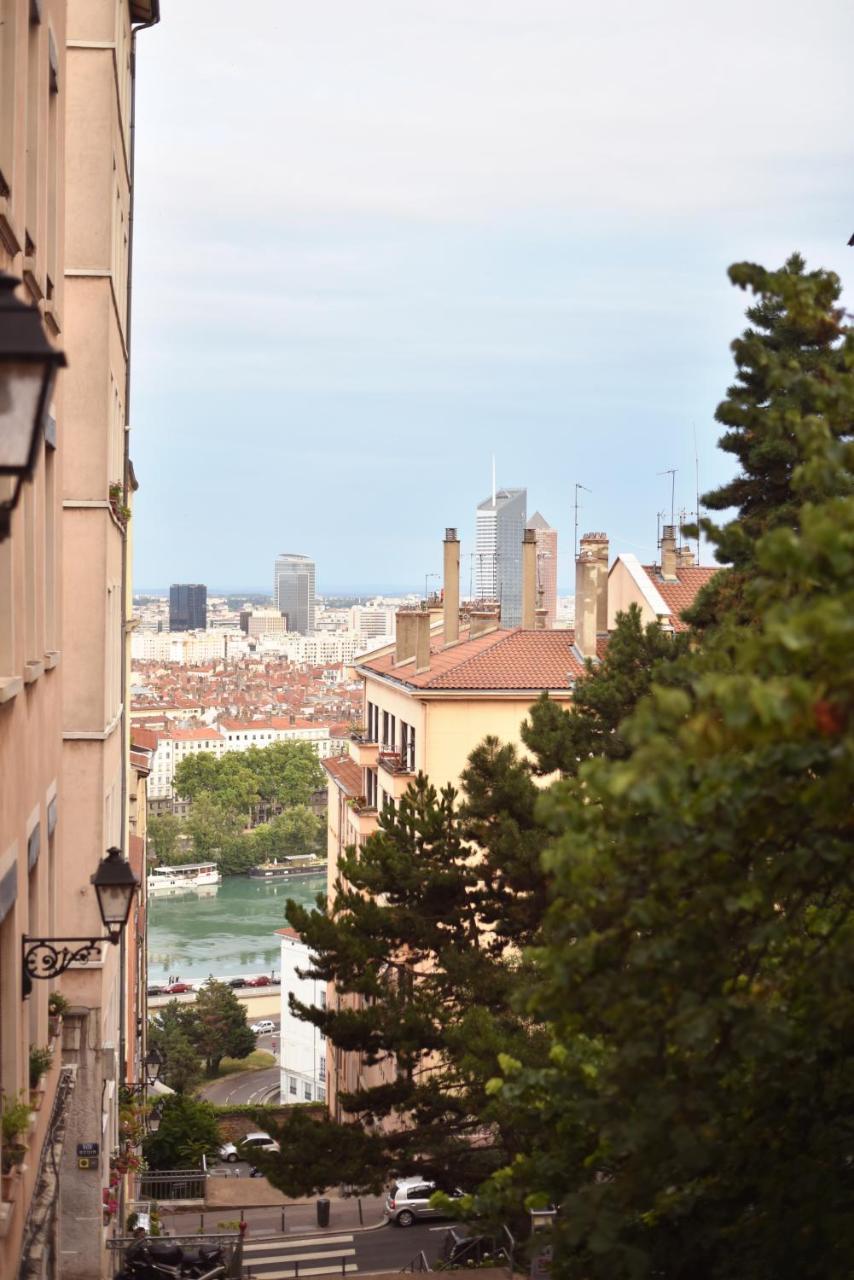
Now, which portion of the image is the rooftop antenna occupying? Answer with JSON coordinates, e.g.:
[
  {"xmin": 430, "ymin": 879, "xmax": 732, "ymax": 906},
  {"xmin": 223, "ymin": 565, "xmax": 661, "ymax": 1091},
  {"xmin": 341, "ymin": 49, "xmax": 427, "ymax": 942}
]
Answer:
[
  {"xmin": 656, "ymin": 509, "xmax": 667, "ymax": 553},
  {"xmin": 658, "ymin": 467, "xmax": 677, "ymax": 528},
  {"xmin": 573, "ymin": 482, "xmax": 591, "ymax": 558},
  {"xmin": 693, "ymin": 424, "xmax": 701, "ymax": 566},
  {"xmin": 491, "ymin": 454, "xmax": 496, "ymax": 508}
]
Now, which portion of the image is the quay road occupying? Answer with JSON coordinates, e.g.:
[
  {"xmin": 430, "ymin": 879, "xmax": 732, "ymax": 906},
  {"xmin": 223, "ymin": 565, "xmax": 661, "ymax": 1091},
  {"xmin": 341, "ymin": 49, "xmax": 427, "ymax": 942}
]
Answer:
[
  {"xmin": 149, "ymin": 986, "xmax": 283, "ymax": 1021},
  {"xmin": 200, "ymin": 1024, "xmax": 282, "ymax": 1107}
]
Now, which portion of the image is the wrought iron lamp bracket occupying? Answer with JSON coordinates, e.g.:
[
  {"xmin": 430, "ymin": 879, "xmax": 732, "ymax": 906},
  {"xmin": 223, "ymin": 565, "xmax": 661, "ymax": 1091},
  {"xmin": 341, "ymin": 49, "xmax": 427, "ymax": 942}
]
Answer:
[{"xmin": 22, "ymin": 933, "xmax": 119, "ymax": 997}]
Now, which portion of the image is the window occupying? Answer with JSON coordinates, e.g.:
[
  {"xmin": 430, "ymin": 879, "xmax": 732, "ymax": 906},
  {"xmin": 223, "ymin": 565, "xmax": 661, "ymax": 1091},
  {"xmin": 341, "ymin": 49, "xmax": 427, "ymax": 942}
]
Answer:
[
  {"xmin": 288, "ymin": 1076, "xmax": 297, "ymax": 1096},
  {"xmin": 304, "ymin": 1083, "xmax": 312, "ymax": 1101},
  {"xmin": 319, "ymin": 1055, "xmax": 326, "ymax": 1082}
]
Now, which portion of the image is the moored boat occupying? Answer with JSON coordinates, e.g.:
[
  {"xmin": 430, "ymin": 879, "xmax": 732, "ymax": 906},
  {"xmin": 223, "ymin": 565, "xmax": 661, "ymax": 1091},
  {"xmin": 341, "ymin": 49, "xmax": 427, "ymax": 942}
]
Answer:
[
  {"xmin": 147, "ymin": 861, "xmax": 221, "ymax": 893},
  {"xmin": 248, "ymin": 856, "xmax": 327, "ymax": 880}
]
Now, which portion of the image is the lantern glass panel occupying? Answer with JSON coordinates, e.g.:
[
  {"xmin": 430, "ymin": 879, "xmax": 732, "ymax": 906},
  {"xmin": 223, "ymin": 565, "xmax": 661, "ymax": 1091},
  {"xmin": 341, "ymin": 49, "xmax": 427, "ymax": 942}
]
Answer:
[{"xmin": 0, "ymin": 362, "xmax": 43, "ymax": 470}]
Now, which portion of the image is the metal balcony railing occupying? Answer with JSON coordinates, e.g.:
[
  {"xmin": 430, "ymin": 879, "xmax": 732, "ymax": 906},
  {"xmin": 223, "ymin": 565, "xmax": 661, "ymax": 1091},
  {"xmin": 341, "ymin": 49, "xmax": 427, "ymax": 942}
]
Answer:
[{"xmin": 378, "ymin": 749, "xmax": 415, "ymax": 775}]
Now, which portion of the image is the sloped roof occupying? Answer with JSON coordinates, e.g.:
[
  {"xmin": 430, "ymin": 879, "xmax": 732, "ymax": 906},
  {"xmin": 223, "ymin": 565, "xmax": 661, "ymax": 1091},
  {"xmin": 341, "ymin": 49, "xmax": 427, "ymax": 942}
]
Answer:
[
  {"xmin": 527, "ymin": 511, "xmax": 554, "ymax": 531},
  {"xmin": 641, "ymin": 565, "xmax": 719, "ymax": 631},
  {"xmin": 323, "ymin": 754, "xmax": 363, "ymax": 795},
  {"xmin": 358, "ymin": 628, "xmax": 597, "ymax": 693}
]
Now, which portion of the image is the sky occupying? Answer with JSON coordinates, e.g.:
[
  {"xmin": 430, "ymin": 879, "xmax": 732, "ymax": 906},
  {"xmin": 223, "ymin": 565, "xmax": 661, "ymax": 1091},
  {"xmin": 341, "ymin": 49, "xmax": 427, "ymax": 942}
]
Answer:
[{"xmin": 130, "ymin": 0, "xmax": 854, "ymax": 594}]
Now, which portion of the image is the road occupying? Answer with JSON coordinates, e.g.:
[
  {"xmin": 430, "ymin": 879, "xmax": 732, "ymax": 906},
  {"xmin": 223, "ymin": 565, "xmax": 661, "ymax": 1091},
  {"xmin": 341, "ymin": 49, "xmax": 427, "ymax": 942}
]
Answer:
[
  {"xmin": 201, "ymin": 1026, "xmax": 282, "ymax": 1106},
  {"xmin": 239, "ymin": 1221, "xmax": 450, "ymax": 1277}
]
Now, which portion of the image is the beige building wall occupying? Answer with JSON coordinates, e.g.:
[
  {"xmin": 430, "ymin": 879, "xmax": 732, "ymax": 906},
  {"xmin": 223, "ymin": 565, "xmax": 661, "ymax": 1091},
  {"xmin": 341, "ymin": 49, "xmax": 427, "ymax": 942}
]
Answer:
[
  {"xmin": 58, "ymin": 3, "xmax": 160, "ymax": 1275},
  {"xmin": 0, "ymin": 0, "xmax": 68, "ymax": 1272}
]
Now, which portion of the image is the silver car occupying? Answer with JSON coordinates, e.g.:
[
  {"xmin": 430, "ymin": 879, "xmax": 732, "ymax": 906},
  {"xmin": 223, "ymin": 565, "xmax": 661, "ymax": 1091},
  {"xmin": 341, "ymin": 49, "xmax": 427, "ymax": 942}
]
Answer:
[{"xmin": 384, "ymin": 1177, "xmax": 464, "ymax": 1227}]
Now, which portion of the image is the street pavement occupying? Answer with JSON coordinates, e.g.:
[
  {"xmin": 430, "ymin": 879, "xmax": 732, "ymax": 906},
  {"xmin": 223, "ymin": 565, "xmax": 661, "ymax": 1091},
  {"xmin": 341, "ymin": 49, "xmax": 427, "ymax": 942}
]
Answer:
[
  {"xmin": 200, "ymin": 1026, "xmax": 281, "ymax": 1106},
  {"xmin": 233, "ymin": 1222, "xmax": 448, "ymax": 1278}
]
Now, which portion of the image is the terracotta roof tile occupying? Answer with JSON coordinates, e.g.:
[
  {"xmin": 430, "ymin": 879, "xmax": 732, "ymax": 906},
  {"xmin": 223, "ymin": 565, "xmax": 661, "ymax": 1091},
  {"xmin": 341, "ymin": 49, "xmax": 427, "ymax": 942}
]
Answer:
[
  {"xmin": 323, "ymin": 754, "xmax": 363, "ymax": 795},
  {"xmin": 358, "ymin": 628, "xmax": 590, "ymax": 692},
  {"xmin": 641, "ymin": 565, "xmax": 719, "ymax": 631}
]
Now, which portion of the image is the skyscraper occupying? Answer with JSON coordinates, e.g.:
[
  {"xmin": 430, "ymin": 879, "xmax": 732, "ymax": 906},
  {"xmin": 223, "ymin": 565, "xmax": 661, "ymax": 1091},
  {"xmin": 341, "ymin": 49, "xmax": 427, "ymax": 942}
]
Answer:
[
  {"xmin": 170, "ymin": 583, "xmax": 207, "ymax": 631},
  {"xmin": 274, "ymin": 553, "xmax": 316, "ymax": 635},
  {"xmin": 527, "ymin": 511, "xmax": 558, "ymax": 628},
  {"xmin": 475, "ymin": 485, "xmax": 527, "ymax": 626}
]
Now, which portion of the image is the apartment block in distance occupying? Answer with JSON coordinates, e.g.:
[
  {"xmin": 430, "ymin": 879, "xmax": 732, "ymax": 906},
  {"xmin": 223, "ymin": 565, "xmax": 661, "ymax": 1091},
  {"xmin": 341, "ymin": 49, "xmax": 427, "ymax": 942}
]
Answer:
[{"xmin": 169, "ymin": 582, "xmax": 207, "ymax": 631}]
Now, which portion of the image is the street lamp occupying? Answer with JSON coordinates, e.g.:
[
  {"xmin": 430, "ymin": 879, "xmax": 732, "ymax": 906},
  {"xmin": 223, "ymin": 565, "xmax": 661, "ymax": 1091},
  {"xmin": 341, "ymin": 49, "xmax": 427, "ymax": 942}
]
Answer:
[
  {"xmin": 124, "ymin": 1046, "xmax": 165, "ymax": 1098},
  {"xmin": 0, "ymin": 272, "xmax": 66, "ymax": 540},
  {"xmin": 22, "ymin": 847, "xmax": 139, "ymax": 997}
]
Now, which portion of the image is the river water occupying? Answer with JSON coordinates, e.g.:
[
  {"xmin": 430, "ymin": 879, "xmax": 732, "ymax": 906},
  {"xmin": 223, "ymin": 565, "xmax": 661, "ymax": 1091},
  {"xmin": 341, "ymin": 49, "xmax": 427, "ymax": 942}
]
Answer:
[{"xmin": 147, "ymin": 874, "xmax": 327, "ymax": 985}]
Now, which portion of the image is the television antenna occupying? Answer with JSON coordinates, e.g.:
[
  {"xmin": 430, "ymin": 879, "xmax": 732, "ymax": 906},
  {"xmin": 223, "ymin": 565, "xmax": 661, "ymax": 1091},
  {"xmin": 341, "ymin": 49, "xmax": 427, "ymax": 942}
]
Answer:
[{"xmin": 573, "ymin": 482, "xmax": 591, "ymax": 558}]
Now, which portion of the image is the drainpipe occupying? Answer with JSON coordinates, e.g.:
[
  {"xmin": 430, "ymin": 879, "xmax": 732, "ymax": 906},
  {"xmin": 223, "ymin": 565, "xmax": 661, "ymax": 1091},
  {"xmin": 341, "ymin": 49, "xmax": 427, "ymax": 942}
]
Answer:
[{"xmin": 117, "ymin": 7, "xmax": 160, "ymax": 1233}]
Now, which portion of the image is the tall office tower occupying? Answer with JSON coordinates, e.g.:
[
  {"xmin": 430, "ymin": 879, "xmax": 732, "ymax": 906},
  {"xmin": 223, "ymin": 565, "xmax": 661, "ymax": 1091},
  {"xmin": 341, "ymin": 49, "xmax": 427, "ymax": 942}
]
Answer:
[
  {"xmin": 274, "ymin": 553, "xmax": 316, "ymax": 635},
  {"xmin": 527, "ymin": 511, "xmax": 558, "ymax": 628},
  {"xmin": 170, "ymin": 583, "xmax": 208, "ymax": 631},
  {"xmin": 475, "ymin": 485, "xmax": 527, "ymax": 626}
]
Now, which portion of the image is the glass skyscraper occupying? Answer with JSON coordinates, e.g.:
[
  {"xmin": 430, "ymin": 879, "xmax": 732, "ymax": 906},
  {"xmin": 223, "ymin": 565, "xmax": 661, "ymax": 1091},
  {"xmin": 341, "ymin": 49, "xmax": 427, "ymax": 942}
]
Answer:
[
  {"xmin": 274, "ymin": 553, "xmax": 316, "ymax": 635},
  {"xmin": 474, "ymin": 487, "xmax": 527, "ymax": 626},
  {"xmin": 169, "ymin": 583, "xmax": 207, "ymax": 631}
]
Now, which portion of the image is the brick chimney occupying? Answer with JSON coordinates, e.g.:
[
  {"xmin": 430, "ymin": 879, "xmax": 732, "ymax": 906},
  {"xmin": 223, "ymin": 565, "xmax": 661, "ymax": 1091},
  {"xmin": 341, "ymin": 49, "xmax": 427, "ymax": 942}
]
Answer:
[
  {"xmin": 576, "ymin": 532, "xmax": 609, "ymax": 660},
  {"xmin": 535, "ymin": 606, "xmax": 548, "ymax": 631},
  {"xmin": 395, "ymin": 610, "xmax": 416, "ymax": 664},
  {"xmin": 443, "ymin": 527, "xmax": 460, "ymax": 646},
  {"xmin": 521, "ymin": 528, "xmax": 537, "ymax": 629},
  {"xmin": 661, "ymin": 525, "xmax": 678, "ymax": 581}
]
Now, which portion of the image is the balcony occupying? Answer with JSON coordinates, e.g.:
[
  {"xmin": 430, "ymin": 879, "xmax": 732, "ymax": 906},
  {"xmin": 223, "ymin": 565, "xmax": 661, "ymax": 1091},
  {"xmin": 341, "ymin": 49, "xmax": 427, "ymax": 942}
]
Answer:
[
  {"xmin": 346, "ymin": 796, "xmax": 379, "ymax": 839},
  {"xmin": 349, "ymin": 730, "xmax": 378, "ymax": 769},
  {"xmin": 377, "ymin": 750, "xmax": 416, "ymax": 800}
]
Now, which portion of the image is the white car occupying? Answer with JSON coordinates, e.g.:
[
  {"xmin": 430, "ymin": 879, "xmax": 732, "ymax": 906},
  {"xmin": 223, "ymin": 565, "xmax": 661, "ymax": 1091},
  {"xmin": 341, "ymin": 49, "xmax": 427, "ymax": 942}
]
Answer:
[
  {"xmin": 218, "ymin": 1131, "xmax": 280, "ymax": 1162},
  {"xmin": 251, "ymin": 1019, "xmax": 276, "ymax": 1035}
]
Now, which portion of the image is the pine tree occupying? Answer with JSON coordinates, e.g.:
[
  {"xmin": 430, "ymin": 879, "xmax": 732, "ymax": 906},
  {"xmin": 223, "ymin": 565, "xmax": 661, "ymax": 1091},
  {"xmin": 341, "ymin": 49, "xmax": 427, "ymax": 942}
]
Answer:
[
  {"xmin": 485, "ymin": 262, "xmax": 854, "ymax": 1279},
  {"xmin": 688, "ymin": 253, "xmax": 853, "ymax": 627}
]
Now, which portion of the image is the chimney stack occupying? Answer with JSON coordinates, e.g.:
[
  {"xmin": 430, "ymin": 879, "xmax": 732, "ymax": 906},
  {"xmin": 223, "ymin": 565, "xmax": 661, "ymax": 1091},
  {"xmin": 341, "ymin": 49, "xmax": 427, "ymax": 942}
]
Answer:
[
  {"xmin": 575, "ymin": 532, "xmax": 609, "ymax": 660},
  {"xmin": 443, "ymin": 528, "xmax": 460, "ymax": 646},
  {"xmin": 661, "ymin": 525, "xmax": 678, "ymax": 581},
  {"xmin": 469, "ymin": 604, "xmax": 500, "ymax": 638},
  {"xmin": 414, "ymin": 611, "xmax": 431, "ymax": 673},
  {"xmin": 395, "ymin": 610, "xmax": 416, "ymax": 664},
  {"xmin": 676, "ymin": 544, "xmax": 695, "ymax": 568},
  {"xmin": 535, "ymin": 606, "xmax": 548, "ymax": 631},
  {"xmin": 521, "ymin": 528, "xmax": 537, "ymax": 629}
]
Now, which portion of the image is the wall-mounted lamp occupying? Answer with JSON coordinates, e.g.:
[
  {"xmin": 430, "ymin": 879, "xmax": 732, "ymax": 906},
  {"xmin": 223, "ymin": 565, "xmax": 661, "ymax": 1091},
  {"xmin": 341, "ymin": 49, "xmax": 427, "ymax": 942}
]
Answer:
[
  {"xmin": 0, "ymin": 272, "xmax": 66, "ymax": 541},
  {"xmin": 22, "ymin": 848, "xmax": 139, "ymax": 997}
]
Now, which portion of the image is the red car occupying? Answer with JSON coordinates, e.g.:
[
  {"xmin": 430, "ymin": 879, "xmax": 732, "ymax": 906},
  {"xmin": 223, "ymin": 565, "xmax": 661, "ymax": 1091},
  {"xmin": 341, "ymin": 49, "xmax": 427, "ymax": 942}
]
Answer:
[
  {"xmin": 245, "ymin": 975, "xmax": 272, "ymax": 987},
  {"xmin": 164, "ymin": 981, "xmax": 194, "ymax": 994}
]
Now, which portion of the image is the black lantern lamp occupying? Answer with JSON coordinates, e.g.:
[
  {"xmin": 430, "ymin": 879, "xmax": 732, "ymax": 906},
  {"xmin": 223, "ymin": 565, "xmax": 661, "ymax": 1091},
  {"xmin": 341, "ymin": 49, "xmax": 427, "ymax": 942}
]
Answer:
[
  {"xmin": 0, "ymin": 271, "xmax": 66, "ymax": 540},
  {"xmin": 145, "ymin": 1046, "xmax": 164, "ymax": 1086},
  {"xmin": 22, "ymin": 847, "xmax": 139, "ymax": 997}
]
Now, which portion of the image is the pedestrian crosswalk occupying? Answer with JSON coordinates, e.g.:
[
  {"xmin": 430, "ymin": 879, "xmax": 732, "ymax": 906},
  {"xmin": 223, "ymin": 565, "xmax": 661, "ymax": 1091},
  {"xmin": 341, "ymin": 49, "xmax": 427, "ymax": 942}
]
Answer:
[{"xmin": 242, "ymin": 1232, "xmax": 358, "ymax": 1280}]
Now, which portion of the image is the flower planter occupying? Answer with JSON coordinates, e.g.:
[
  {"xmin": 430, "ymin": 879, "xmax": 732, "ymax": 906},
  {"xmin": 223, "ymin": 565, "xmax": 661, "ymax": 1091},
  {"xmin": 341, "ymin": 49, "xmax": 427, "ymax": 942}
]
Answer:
[
  {"xmin": 48, "ymin": 1015, "xmax": 62, "ymax": 1039},
  {"xmin": 29, "ymin": 1089, "xmax": 44, "ymax": 1113}
]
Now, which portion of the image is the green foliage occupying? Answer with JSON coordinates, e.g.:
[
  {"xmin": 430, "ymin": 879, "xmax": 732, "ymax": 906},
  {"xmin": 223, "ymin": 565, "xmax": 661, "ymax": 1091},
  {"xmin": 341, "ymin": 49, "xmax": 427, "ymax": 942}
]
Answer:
[
  {"xmin": 521, "ymin": 604, "xmax": 690, "ymax": 776},
  {"xmin": 148, "ymin": 1001, "xmax": 203, "ymax": 1095},
  {"xmin": 243, "ymin": 1107, "xmax": 390, "ymax": 1197},
  {"xmin": 252, "ymin": 806, "xmax": 323, "ymax": 861},
  {"xmin": 687, "ymin": 253, "xmax": 854, "ymax": 628},
  {"xmin": 192, "ymin": 980, "xmax": 256, "ymax": 1077},
  {"xmin": 149, "ymin": 985, "xmax": 257, "ymax": 1085},
  {"xmin": 173, "ymin": 741, "xmax": 324, "ymax": 823},
  {"xmin": 182, "ymin": 792, "xmax": 245, "ymax": 860},
  {"xmin": 485, "ymin": 258, "xmax": 854, "ymax": 1279},
  {"xmin": 28, "ymin": 1046, "xmax": 52, "ymax": 1089},
  {"xmin": 47, "ymin": 991, "xmax": 69, "ymax": 1016},
  {"xmin": 143, "ymin": 1095, "xmax": 222, "ymax": 1171},
  {"xmin": 147, "ymin": 813, "xmax": 184, "ymax": 864}
]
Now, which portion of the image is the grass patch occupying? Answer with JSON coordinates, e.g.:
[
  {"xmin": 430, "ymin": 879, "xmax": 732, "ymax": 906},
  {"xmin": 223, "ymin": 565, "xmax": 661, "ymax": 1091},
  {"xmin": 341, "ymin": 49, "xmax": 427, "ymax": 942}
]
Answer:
[{"xmin": 209, "ymin": 1050, "xmax": 276, "ymax": 1078}]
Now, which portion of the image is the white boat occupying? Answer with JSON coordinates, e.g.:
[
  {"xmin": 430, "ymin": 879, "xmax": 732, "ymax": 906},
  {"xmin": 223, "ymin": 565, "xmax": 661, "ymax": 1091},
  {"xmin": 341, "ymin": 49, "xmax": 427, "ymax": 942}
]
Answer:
[{"xmin": 147, "ymin": 862, "xmax": 221, "ymax": 893}]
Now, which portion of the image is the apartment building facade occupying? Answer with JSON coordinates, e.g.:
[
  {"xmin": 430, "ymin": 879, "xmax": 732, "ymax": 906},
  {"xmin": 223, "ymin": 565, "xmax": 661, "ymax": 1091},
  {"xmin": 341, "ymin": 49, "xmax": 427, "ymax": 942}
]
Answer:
[
  {"xmin": 1, "ymin": 1, "xmax": 161, "ymax": 1275},
  {"xmin": 322, "ymin": 526, "xmax": 716, "ymax": 1118},
  {"xmin": 0, "ymin": 0, "xmax": 70, "ymax": 1270},
  {"xmin": 274, "ymin": 552, "xmax": 316, "ymax": 635}
]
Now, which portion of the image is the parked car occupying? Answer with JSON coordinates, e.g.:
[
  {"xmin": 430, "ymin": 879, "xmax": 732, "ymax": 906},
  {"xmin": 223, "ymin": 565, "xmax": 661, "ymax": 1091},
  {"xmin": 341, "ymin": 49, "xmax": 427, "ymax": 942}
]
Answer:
[
  {"xmin": 251, "ymin": 1019, "xmax": 276, "ymax": 1035},
  {"xmin": 163, "ymin": 981, "xmax": 194, "ymax": 995},
  {"xmin": 384, "ymin": 1177, "xmax": 464, "ymax": 1227},
  {"xmin": 245, "ymin": 975, "xmax": 272, "ymax": 987},
  {"xmin": 219, "ymin": 1132, "xmax": 280, "ymax": 1163},
  {"xmin": 228, "ymin": 977, "xmax": 248, "ymax": 989},
  {"xmin": 146, "ymin": 984, "xmax": 163, "ymax": 997}
]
